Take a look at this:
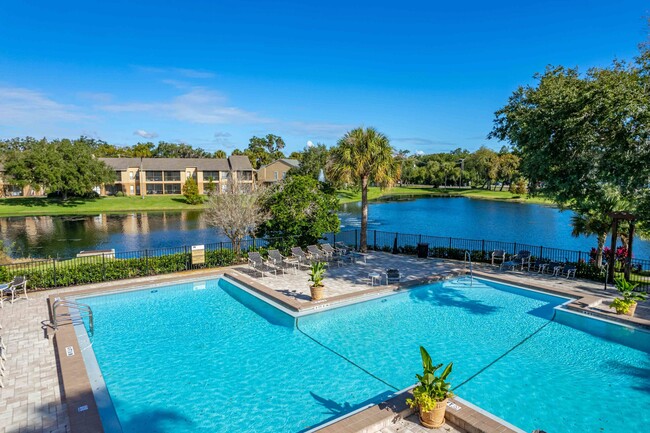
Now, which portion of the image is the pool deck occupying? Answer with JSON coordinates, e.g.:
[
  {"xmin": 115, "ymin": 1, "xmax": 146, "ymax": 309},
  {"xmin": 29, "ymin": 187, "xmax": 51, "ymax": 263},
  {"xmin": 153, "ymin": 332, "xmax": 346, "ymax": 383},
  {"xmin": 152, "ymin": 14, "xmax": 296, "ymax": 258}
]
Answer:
[{"xmin": 1, "ymin": 251, "xmax": 649, "ymax": 433}]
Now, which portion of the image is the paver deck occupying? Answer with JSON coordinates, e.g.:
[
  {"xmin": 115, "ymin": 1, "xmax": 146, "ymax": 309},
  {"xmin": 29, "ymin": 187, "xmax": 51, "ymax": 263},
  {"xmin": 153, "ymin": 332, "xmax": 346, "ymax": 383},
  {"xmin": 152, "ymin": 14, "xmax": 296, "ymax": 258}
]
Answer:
[{"xmin": 1, "ymin": 252, "xmax": 648, "ymax": 433}]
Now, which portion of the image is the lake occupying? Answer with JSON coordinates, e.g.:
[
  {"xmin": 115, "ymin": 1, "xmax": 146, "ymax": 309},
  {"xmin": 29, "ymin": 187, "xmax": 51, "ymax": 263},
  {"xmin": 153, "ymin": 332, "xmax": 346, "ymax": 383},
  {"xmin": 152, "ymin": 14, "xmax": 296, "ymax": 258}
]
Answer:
[{"xmin": 1, "ymin": 197, "xmax": 648, "ymax": 259}]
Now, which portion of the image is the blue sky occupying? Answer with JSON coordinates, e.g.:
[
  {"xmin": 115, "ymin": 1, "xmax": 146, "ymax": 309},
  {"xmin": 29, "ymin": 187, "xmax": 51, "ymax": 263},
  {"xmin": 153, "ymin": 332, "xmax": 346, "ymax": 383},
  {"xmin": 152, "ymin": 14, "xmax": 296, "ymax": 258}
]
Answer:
[{"xmin": 0, "ymin": 1, "xmax": 647, "ymax": 154}]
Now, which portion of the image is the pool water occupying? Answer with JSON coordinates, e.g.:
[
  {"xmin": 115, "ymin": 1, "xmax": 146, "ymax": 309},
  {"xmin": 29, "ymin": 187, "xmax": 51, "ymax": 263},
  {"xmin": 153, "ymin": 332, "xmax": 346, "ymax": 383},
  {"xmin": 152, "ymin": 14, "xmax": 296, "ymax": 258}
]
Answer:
[{"xmin": 81, "ymin": 278, "xmax": 650, "ymax": 433}]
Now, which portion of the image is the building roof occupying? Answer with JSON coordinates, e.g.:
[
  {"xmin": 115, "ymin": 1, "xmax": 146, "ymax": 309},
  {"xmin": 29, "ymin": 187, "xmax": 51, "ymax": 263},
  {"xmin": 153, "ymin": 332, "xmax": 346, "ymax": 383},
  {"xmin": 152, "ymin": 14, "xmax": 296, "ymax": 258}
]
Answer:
[
  {"xmin": 258, "ymin": 158, "xmax": 301, "ymax": 170},
  {"xmin": 227, "ymin": 155, "xmax": 253, "ymax": 171},
  {"xmin": 99, "ymin": 157, "xmax": 240, "ymax": 172}
]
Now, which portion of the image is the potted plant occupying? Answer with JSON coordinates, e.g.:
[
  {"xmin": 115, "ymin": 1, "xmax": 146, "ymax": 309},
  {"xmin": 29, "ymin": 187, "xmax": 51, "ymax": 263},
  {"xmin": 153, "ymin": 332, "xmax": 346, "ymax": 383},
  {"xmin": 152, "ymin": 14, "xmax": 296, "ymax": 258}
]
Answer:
[
  {"xmin": 406, "ymin": 346, "xmax": 453, "ymax": 429},
  {"xmin": 610, "ymin": 275, "xmax": 647, "ymax": 317},
  {"xmin": 308, "ymin": 261, "xmax": 326, "ymax": 301}
]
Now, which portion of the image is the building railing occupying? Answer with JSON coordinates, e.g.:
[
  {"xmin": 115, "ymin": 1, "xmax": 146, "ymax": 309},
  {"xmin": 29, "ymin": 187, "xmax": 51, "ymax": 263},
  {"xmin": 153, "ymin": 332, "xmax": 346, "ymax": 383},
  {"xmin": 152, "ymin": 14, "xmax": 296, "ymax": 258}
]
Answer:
[{"xmin": 1, "ymin": 229, "xmax": 648, "ymax": 291}]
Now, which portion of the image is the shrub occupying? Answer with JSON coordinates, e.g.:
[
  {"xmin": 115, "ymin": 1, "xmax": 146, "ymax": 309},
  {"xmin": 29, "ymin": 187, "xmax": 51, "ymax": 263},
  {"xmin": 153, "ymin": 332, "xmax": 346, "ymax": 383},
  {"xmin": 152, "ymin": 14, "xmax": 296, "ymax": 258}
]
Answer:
[
  {"xmin": 115, "ymin": 191, "xmax": 125, "ymax": 197},
  {"xmin": 183, "ymin": 177, "xmax": 203, "ymax": 205}
]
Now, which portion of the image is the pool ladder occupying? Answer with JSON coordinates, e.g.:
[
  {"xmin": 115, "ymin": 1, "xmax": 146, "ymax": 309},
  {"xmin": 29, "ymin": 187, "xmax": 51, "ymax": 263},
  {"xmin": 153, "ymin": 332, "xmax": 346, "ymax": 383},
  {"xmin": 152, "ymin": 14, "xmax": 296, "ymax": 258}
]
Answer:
[
  {"xmin": 52, "ymin": 299, "xmax": 94, "ymax": 349},
  {"xmin": 460, "ymin": 250, "xmax": 474, "ymax": 286}
]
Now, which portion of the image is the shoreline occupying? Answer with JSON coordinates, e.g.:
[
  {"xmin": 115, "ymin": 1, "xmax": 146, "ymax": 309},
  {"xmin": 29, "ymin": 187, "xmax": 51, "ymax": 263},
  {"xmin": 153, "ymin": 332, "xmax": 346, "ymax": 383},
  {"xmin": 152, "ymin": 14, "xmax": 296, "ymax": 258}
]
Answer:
[{"xmin": 0, "ymin": 187, "xmax": 553, "ymax": 217}]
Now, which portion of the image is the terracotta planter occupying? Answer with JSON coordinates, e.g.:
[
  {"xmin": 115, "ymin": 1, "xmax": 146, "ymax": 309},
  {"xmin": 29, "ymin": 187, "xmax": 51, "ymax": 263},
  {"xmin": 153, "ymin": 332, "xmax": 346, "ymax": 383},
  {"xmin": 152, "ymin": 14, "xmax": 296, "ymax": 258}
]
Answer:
[
  {"xmin": 419, "ymin": 398, "xmax": 447, "ymax": 428},
  {"xmin": 310, "ymin": 285, "xmax": 325, "ymax": 301},
  {"xmin": 626, "ymin": 302, "xmax": 637, "ymax": 317}
]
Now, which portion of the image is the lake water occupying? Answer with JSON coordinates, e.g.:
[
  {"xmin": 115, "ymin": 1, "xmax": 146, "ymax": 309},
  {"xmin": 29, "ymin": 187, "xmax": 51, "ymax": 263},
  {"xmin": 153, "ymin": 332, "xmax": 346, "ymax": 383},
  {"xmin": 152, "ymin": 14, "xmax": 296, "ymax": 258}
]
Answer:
[{"xmin": 1, "ymin": 197, "xmax": 648, "ymax": 259}]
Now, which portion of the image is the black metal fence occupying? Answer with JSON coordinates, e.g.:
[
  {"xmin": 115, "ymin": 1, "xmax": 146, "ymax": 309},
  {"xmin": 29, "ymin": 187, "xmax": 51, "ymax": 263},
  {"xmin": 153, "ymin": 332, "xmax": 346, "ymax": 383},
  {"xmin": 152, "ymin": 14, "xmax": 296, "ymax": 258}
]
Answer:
[
  {"xmin": 324, "ymin": 229, "xmax": 650, "ymax": 290},
  {"xmin": 2, "ymin": 229, "xmax": 649, "ymax": 291}
]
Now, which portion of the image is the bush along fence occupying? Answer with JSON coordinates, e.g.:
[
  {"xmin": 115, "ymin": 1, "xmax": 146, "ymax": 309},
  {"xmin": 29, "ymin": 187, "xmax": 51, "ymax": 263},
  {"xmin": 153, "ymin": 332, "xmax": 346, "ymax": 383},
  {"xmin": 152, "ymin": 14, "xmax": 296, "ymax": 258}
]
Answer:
[
  {"xmin": 323, "ymin": 230, "xmax": 650, "ymax": 291},
  {"xmin": 1, "ymin": 229, "xmax": 649, "ymax": 291}
]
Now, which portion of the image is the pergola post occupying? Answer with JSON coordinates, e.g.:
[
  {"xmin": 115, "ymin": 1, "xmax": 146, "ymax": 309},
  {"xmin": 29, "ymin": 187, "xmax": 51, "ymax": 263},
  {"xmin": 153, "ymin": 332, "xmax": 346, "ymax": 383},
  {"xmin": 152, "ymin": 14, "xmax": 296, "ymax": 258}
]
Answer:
[
  {"xmin": 608, "ymin": 218, "xmax": 618, "ymax": 284},
  {"xmin": 624, "ymin": 221, "xmax": 636, "ymax": 281}
]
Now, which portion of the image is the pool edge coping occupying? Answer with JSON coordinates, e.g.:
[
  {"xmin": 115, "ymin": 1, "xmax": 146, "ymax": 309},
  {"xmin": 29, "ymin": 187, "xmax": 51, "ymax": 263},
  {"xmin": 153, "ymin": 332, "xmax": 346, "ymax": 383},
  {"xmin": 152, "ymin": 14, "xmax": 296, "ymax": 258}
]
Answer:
[{"xmin": 48, "ymin": 267, "xmax": 650, "ymax": 433}]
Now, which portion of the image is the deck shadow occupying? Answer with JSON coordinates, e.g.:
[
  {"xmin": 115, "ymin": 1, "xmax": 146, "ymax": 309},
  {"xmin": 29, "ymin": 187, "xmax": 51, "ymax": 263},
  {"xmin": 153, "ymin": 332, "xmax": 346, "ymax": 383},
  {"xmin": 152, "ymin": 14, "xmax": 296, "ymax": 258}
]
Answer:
[{"xmin": 409, "ymin": 285, "xmax": 500, "ymax": 316}]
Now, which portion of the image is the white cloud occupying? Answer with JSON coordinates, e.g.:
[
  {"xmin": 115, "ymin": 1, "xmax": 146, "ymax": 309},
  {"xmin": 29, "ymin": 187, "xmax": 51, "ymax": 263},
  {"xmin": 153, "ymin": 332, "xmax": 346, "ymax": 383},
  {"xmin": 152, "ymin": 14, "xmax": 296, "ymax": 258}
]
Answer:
[
  {"xmin": 0, "ymin": 86, "xmax": 89, "ymax": 125},
  {"xmin": 101, "ymin": 88, "xmax": 270, "ymax": 125},
  {"xmin": 134, "ymin": 129, "xmax": 158, "ymax": 139},
  {"xmin": 415, "ymin": 150, "xmax": 425, "ymax": 155},
  {"xmin": 307, "ymin": 140, "xmax": 314, "ymax": 147},
  {"xmin": 133, "ymin": 66, "xmax": 215, "ymax": 79}
]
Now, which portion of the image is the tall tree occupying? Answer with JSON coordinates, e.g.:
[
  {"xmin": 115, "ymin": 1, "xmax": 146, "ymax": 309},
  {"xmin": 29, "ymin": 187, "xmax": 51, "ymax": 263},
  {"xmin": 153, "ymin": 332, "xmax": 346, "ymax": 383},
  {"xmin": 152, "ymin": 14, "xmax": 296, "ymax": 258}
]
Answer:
[
  {"xmin": 245, "ymin": 134, "xmax": 286, "ymax": 169},
  {"xmin": 257, "ymin": 175, "xmax": 340, "ymax": 251},
  {"xmin": 204, "ymin": 180, "xmax": 269, "ymax": 255},
  {"xmin": 214, "ymin": 150, "xmax": 227, "ymax": 159},
  {"xmin": 290, "ymin": 143, "xmax": 330, "ymax": 179},
  {"xmin": 3, "ymin": 137, "xmax": 115, "ymax": 199},
  {"xmin": 327, "ymin": 127, "xmax": 400, "ymax": 252}
]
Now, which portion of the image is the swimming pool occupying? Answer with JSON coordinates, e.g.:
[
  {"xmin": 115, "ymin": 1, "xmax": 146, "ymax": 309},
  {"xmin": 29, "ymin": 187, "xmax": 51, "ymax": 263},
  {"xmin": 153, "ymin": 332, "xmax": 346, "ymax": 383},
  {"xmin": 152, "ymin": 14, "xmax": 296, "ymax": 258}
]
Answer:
[{"xmin": 79, "ymin": 277, "xmax": 650, "ymax": 433}]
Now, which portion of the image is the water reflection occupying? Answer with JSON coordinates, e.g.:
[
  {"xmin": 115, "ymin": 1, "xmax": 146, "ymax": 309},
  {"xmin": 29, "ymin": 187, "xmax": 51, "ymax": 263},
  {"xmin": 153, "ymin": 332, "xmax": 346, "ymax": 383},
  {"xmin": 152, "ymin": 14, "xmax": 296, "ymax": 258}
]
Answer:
[{"xmin": 1, "ymin": 197, "xmax": 649, "ymax": 259}]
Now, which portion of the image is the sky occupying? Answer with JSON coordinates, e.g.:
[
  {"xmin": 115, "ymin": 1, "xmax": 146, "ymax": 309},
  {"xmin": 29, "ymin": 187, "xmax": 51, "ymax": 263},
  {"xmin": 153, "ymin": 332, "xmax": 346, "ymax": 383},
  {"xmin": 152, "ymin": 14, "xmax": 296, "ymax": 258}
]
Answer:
[{"xmin": 0, "ymin": 1, "xmax": 648, "ymax": 155}]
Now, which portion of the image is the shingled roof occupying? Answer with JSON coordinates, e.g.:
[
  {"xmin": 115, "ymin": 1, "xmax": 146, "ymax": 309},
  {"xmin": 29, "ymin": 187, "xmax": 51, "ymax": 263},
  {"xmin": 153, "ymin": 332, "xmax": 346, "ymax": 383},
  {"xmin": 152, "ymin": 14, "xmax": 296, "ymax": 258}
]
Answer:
[{"xmin": 99, "ymin": 157, "xmax": 243, "ymax": 172}]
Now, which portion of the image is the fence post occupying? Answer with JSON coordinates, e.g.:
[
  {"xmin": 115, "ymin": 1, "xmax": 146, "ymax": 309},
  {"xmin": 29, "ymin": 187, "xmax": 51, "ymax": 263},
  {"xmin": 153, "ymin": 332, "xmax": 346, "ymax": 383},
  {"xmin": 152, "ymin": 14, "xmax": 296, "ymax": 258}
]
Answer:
[
  {"xmin": 53, "ymin": 258, "xmax": 57, "ymax": 287},
  {"xmin": 578, "ymin": 251, "xmax": 582, "ymax": 264},
  {"xmin": 449, "ymin": 237, "xmax": 452, "ymax": 249},
  {"xmin": 481, "ymin": 240, "xmax": 485, "ymax": 259},
  {"xmin": 355, "ymin": 229, "xmax": 358, "ymax": 250},
  {"xmin": 513, "ymin": 242, "xmax": 517, "ymax": 255},
  {"xmin": 374, "ymin": 230, "xmax": 377, "ymax": 250},
  {"xmin": 220, "ymin": 242, "xmax": 223, "ymax": 251},
  {"xmin": 145, "ymin": 249, "xmax": 149, "ymax": 275},
  {"xmin": 185, "ymin": 245, "xmax": 189, "ymax": 271},
  {"xmin": 419, "ymin": 234, "xmax": 422, "ymax": 244},
  {"xmin": 253, "ymin": 236, "xmax": 256, "ymax": 250},
  {"xmin": 539, "ymin": 246, "xmax": 543, "ymax": 260},
  {"xmin": 102, "ymin": 253, "xmax": 106, "ymax": 281}
]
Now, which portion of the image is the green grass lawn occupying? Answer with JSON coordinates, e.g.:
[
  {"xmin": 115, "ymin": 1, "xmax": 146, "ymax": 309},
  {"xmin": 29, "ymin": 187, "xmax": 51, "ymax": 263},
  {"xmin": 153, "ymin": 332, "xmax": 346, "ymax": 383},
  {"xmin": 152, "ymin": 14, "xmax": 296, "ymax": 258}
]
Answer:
[
  {"xmin": 0, "ymin": 195, "xmax": 204, "ymax": 217},
  {"xmin": 337, "ymin": 186, "xmax": 552, "ymax": 205}
]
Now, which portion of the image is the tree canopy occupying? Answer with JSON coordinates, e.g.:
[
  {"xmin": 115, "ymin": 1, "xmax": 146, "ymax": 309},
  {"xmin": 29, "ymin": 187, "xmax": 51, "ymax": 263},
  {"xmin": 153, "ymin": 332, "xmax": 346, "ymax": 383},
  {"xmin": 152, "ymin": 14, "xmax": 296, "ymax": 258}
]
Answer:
[
  {"xmin": 490, "ymin": 41, "xmax": 650, "ymax": 245},
  {"xmin": 256, "ymin": 175, "xmax": 340, "ymax": 251},
  {"xmin": 2, "ymin": 137, "xmax": 114, "ymax": 199}
]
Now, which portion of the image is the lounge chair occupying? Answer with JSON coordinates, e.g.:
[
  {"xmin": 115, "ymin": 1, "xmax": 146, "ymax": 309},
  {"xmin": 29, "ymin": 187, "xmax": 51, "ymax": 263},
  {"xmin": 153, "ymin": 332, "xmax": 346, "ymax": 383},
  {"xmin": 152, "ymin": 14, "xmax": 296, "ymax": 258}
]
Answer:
[
  {"xmin": 320, "ymin": 243, "xmax": 338, "ymax": 257},
  {"xmin": 553, "ymin": 263, "xmax": 577, "ymax": 279},
  {"xmin": 500, "ymin": 251, "xmax": 531, "ymax": 271},
  {"xmin": 291, "ymin": 247, "xmax": 312, "ymax": 267},
  {"xmin": 307, "ymin": 245, "xmax": 328, "ymax": 261},
  {"xmin": 385, "ymin": 268, "xmax": 401, "ymax": 284},
  {"xmin": 491, "ymin": 250, "xmax": 506, "ymax": 266},
  {"xmin": 0, "ymin": 276, "xmax": 28, "ymax": 308},
  {"xmin": 247, "ymin": 252, "xmax": 276, "ymax": 278},
  {"xmin": 268, "ymin": 249, "xmax": 299, "ymax": 274}
]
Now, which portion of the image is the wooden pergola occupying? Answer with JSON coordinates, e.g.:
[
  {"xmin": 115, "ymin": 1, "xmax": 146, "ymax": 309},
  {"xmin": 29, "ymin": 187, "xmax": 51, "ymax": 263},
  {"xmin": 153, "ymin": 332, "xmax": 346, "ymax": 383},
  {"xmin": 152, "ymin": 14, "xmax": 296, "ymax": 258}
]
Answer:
[{"xmin": 607, "ymin": 211, "xmax": 636, "ymax": 283}]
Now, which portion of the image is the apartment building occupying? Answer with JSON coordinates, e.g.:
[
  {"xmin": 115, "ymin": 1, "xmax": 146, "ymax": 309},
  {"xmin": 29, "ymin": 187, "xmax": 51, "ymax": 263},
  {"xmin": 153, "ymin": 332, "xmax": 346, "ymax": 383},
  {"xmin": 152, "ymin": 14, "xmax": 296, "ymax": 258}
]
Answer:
[
  {"xmin": 98, "ymin": 156, "xmax": 255, "ymax": 196},
  {"xmin": 257, "ymin": 159, "xmax": 300, "ymax": 185},
  {"xmin": 0, "ymin": 163, "xmax": 45, "ymax": 197}
]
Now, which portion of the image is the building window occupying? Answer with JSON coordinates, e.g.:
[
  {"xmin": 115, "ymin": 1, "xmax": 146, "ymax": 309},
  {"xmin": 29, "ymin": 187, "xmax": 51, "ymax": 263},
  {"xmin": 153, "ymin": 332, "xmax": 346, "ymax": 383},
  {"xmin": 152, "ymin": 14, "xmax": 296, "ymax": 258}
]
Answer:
[
  {"xmin": 203, "ymin": 171, "xmax": 219, "ymax": 181},
  {"xmin": 274, "ymin": 171, "xmax": 278, "ymax": 180},
  {"xmin": 163, "ymin": 171, "xmax": 181, "ymax": 182},
  {"xmin": 146, "ymin": 184, "xmax": 163, "ymax": 195},
  {"xmin": 163, "ymin": 183, "xmax": 181, "ymax": 194},
  {"xmin": 146, "ymin": 171, "xmax": 163, "ymax": 182},
  {"xmin": 115, "ymin": 171, "xmax": 122, "ymax": 182},
  {"xmin": 129, "ymin": 171, "xmax": 134, "ymax": 180},
  {"xmin": 282, "ymin": 171, "xmax": 287, "ymax": 179},
  {"xmin": 130, "ymin": 185, "xmax": 135, "ymax": 195},
  {"xmin": 220, "ymin": 171, "xmax": 230, "ymax": 180}
]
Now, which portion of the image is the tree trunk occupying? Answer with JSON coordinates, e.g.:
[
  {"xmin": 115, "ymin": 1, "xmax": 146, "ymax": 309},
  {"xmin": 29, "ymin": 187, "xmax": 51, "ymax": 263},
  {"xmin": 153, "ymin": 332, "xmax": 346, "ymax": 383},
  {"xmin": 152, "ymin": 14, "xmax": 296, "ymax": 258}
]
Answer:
[
  {"xmin": 500, "ymin": 181, "xmax": 505, "ymax": 191},
  {"xmin": 596, "ymin": 232, "xmax": 607, "ymax": 268},
  {"xmin": 360, "ymin": 176, "xmax": 369, "ymax": 252}
]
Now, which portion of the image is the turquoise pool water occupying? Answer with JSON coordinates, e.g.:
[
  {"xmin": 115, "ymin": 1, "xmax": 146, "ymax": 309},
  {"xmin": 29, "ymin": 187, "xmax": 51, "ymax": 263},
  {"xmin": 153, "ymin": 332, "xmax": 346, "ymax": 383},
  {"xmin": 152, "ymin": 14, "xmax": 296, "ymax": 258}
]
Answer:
[{"xmin": 81, "ymin": 277, "xmax": 650, "ymax": 433}]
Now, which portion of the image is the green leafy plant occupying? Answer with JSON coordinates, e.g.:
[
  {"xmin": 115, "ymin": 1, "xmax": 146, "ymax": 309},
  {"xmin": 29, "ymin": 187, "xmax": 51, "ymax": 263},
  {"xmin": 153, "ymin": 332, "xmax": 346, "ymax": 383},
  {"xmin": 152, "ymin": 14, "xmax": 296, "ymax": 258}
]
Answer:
[
  {"xmin": 308, "ymin": 261, "xmax": 326, "ymax": 287},
  {"xmin": 406, "ymin": 346, "xmax": 453, "ymax": 412},
  {"xmin": 614, "ymin": 275, "xmax": 647, "ymax": 303},
  {"xmin": 182, "ymin": 177, "xmax": 204, "ymax": 205},
  {"xmin": 611, "ymin": 298, "xmax": 635, "ymax": 315}
]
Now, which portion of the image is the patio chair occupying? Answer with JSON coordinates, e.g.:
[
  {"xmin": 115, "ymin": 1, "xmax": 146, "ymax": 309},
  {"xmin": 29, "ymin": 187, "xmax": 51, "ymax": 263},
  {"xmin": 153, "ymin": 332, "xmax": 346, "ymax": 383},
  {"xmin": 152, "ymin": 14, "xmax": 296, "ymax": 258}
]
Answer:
[
  {"xmin": 307, "ymin": 245, "xmax": 329, "ymax": 262},
  {"xmin": 247, "ymin": 252, "xmax": 276, "ymax": 278},
  {"xmin": 268, "ymin": 249, "xmax": 299, "ymax": 274},
  {"xmin": 491, "ymin": 250, "xmax": 506, "ymax": 266},
  {"xmin": 500, "ymin": 251, "xmax": 531, "ymax": 271},
  {"xmin": 385, "ymin": 268, "xmax": 402, "ymax": 284},
  {"xmin": 553, "ymin": 263, "xmax": 577, "ymax": 279},
  {"xmin": 320, "ymin": 243, "xmax": 338, "ymax": 257},
  {"xmin": 291, "ymin": 247, "xmax": 312, "ymax": 267},
  {"xmin": 0, "ymin": 276, "xmax": 28, "ymax": 308}
]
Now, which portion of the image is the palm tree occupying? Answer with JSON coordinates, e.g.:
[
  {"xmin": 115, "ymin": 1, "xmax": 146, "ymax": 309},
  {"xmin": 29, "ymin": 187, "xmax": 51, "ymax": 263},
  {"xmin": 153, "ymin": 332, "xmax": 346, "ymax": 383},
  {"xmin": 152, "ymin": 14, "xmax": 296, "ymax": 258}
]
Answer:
[
  {"xmin": 570, "ymin": 192, "xmax": 622, "ymax": 267},
  {"xmin": 328, "ymin": 127, "xmax": 401, "ymax": 252}
]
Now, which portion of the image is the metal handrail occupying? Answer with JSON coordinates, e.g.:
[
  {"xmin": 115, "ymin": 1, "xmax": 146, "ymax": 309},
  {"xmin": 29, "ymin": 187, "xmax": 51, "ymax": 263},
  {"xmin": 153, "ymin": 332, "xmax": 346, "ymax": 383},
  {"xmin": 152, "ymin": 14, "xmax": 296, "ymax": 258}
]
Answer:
[
  {"xmin": 464, "ymin": 250, "xmax": 474, "ymax": 286},
  {"xmin": 52, "ymin": 299, "xmax": 94, "ymax": 337}
]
